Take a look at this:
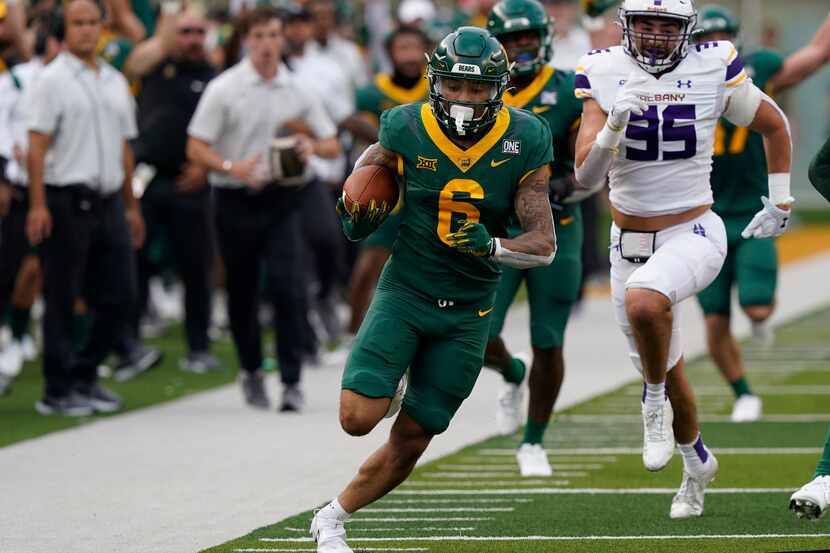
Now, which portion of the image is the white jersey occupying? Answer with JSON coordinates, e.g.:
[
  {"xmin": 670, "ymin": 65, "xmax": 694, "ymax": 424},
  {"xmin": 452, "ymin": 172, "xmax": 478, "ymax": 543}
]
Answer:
[{"xmin": 575, "ymin": 42, "xmax": 749, "ymax": 216}]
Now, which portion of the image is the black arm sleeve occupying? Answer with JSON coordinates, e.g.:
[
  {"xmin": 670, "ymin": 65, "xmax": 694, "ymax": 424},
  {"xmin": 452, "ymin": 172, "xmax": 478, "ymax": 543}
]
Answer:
[
  {"xmin": 0, "ymin": 155, "xmax": 8, "ymax": 186},
  {"xmin": 809, "ymin": 135, "xmax": 830, "ymax": 203}
]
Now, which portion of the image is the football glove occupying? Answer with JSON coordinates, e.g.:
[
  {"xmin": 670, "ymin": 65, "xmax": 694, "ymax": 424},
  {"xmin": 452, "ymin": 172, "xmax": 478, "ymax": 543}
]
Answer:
[
  {"xmin": 445, "ymin": 220, "xmax": 495, "ymax": 257},
  {"xmin": 741, "ymin": 196, "xmax": 792, "ymax": 239},
  {"xmin": 336, "ymin": 196, "xmax": 390, "ymax": 242},
  {"xmin": 549, "ymin": 175, "xmax": 576, "ymax": 211},
  {"xmin": 608, "ymin": 72, "xmax": 650, "ymax": 131},
  {"xmin": 581, "ymin": 0, "xmax": 619, "ymax": 18}
]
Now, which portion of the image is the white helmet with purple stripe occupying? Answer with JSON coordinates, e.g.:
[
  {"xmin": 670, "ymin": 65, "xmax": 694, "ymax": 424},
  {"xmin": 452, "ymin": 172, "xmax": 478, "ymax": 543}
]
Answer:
[{"xmin": 619, "ymin": 0, "xmax": 698, "ymax": 74}]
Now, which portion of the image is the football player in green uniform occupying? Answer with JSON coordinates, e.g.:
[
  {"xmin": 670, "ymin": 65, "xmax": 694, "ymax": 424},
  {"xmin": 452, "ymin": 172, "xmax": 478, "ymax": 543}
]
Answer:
[
  {"xmin": 789, "ymin": 135, "xmax": 830, "ymax": 519},
  {"xmin": 310, "ymin": 26, "xmax": 556, "ymax": 553},
  {"xmin": 485, "ymin": 0, "xmax": 590, "ymax": 476},
  {"xmin": 695, "ymin": 5, "xmax": 830, "ymax": 422},
  {"xmin": 346, "ymin": 25, "xmax": 430, "ymax": 336}
]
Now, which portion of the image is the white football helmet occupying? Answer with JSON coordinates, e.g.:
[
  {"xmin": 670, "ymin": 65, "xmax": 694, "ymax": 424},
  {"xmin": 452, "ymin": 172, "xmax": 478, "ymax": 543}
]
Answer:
[{"xmin": 619, "ymin": 0, "xmax": 698, "ymax": 74}]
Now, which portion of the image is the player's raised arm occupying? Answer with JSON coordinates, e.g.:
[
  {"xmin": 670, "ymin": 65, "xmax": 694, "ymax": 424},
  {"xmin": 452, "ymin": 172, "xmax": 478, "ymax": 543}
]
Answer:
[
  {"xmin": 770, "ymin": 14, "xmax": 830, "ymax": 91},
  {"xmin": 722, "ymin": 79, "xmax": 794, "ymax": 239}
]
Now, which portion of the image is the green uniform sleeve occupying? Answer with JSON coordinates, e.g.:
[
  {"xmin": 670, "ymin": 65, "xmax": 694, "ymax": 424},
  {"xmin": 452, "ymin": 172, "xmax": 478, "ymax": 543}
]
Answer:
[
  {"xmin": 356, "ymin": 85, "xmax": 380, "ymax": 116},
  {"xmin": 378, "ymin": 105, "xmax": 408, "ymax": 154},
  {"xmin": 809, "ymin": 135, "xmax": 830, "ymax": 203},
  {"xmin": 525, "ymin": 114, "xmax": 554, "ymax": 174},
  {"xmin": 747, "ymin": 49, "xmax": 785, "ymax": 91}
]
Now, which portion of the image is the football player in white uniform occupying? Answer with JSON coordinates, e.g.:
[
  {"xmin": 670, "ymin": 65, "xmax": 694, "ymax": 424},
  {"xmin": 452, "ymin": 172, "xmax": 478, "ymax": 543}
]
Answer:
[{"xmin": 573, "ymin": 0, "xmax": 793, "ymax": 519}]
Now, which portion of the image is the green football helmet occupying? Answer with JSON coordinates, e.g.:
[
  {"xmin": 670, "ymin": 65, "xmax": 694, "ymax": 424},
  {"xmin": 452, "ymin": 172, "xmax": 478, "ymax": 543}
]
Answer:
[
  {"xmin": 487, "ymin": 0, "xmax": 554, "ymax": 78},
  {"xmin": 697, "ymin": 4, "xmax": 740, "ymax": 40},
  {"xmin": 427, "ymin": 26, "xmax": 511, "ymax": 138}
]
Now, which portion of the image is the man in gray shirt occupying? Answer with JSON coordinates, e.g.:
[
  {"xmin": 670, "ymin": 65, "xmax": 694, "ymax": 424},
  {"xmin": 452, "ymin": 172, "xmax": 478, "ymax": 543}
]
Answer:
[
  {"xmin": 187, "ymin": 6, "xmax": 339, "ymax": 412},
  {"xmin": 26, "ymin": 0, "xmax": 145, "ymax": 416}
]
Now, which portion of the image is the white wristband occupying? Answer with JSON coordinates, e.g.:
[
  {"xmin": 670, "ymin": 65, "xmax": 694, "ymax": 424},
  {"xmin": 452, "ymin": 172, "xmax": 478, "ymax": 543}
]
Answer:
[
  {"xmin": 768, "ymin": 173, "xmax": 794, "ymax": 205},
  {"xmin": 596, "ymin": 122, "xmax": 624, "ymax": 150}
]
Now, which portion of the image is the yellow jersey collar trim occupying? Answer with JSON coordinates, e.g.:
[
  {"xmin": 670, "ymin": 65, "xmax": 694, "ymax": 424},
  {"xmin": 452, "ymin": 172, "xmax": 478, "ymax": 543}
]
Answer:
[
  {"xmin": 420, "ymin": 103, "xmax": 512, "ymax": 173},
  {"xmin": 375, "ymin": 73, "xmax": 429, "ymax": 105},
  {"xmin": 503, "ymin": 66, "xmax": 555, "ymax": 109}
]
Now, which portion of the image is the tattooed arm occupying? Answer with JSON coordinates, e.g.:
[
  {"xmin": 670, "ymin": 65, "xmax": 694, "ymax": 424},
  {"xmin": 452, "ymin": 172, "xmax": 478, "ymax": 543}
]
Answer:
[
  {"xmin": 495, "ymin": 165, "xmax": 556, "ymax": 268},
  {"xmin": 353, "ymin": 142, "xmax": 399, "ymax": 173}
]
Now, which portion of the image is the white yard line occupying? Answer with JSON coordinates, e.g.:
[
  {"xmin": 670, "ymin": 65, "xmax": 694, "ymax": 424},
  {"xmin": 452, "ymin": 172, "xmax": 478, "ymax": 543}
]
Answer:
[
  {"xmin": 623, "ymin": 385, "xmax": 830, "ymax": 396},
  {"xmin": 260, "ymin": 533, "xmax": 830, "ymax": 543},
  {"xmin": 391, "ymin": 487, "xmax": 795, "ymax": 495},
  {"xmin": 478, "ymin": 447, "xmax": 823, "ymax": 455},
  {"xmin": 378, "ymin": 498, "xmax": 532, "ymax": 504},
  {"xmin": 283, "ymin": 527, "xmax": 476, "ymax": 532},
  {"xmin": 236, "ymin": 548, "xmax": 430, "ymax": 552},
  {"xmin": 361, "ymin": 507, "xmax": 514, "ymax": 513},
  {"xmin": 435, "ymin": 464, "xmax": 604, "ymax": 470},
  {"xmin": 423, "ymin": 471, "xmax": 588, "ymax": 478},
  {"xmin": 347, "ymin": 517, "xmax": 495, "ymax": 523},
  {"xmin": 401, "ymin": 480, "xmax": 571, "ymax": 487},
  {"xmin": 555, "ymin": 414, "xmax": 830, "ymax": 423}
]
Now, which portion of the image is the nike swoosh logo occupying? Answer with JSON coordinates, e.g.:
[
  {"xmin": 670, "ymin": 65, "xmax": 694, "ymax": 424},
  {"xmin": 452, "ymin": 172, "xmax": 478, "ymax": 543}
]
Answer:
[
  {"xmin": 560, "ymin": 216, "xmax": 575, "ymax": 226},
  {"xmin": 478, "ymin": 307, "xmax": 494, "ymax": 317},
  {"xmin": 490, "ymin": 159, "xmax": 510, "ymax": 168},
  {"xmin": 532, "ymin": 106, "xmax": 551, "ymax": 114}
]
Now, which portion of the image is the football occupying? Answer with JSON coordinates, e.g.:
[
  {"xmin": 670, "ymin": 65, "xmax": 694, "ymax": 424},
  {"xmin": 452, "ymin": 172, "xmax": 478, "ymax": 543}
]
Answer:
[{"xmin": 342, "ymin": 164, "xmax": 398, "ymax": 214}]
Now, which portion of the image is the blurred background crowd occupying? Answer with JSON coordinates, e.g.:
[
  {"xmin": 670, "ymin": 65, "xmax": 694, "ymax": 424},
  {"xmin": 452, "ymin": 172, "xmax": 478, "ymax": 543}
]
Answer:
[{"xmin": 0, "ymin": 0, "xmax": 828, "ymax": 415}]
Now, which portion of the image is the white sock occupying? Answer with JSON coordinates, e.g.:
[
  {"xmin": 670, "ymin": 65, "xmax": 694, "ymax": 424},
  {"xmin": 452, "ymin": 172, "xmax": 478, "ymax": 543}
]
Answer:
[
  {"xmin": 678, "ymin": 434, "xmax": 710, "ymax": 475},
  {"xmin": 320, "ymin": 498, "xmax": 351, "ymax": 522},
  {"xmin": 644, "ymin": 381, "xmax": 666, "ymax": 411}
]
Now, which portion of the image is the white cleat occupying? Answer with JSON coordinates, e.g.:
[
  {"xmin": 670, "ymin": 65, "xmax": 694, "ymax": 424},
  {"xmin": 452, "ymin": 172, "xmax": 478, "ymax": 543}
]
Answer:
[
  {"xmin": 790, "ymin": 475, "xmax": 830, "ymax": 520},
  {"xmin": 310, "ymin": 511, "xmax": 354, "ymax": 553},
  {"xmin": 0, "ymin": 341, "xmax": 24, "ymax": 379},
  {"xmin": 730, "ymin": 394, "xmax": 762, "ymax": 422},
  {"xmin": 19, "ymin": 335, "xmax": 38, "ymax": 362},
  {"xmin": 670, "ymin": 451, "xmax": 719, "ymax": 519},
  {"xmin": 516, "ymin": 443, "xmax": 553, "ymax": 477},
  {"xmin": 751, "ymin": 320, "xmax": 774, "ymax": 349},
  {"xmin": 384, "ymin": 370, "xmax": 408, "ymax": 419},
  {"xmin": 495, "ymin": 353, "xmax": 528, "ymax": 436},
  {"xmin": 642, "ymin": 399, "xmax": 675, "ymax": 472}
]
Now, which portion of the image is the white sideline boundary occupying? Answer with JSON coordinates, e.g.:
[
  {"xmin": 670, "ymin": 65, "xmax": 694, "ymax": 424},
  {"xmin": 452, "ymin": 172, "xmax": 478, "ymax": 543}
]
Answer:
[
  {"xmin": 260, "ymin": 534, "xmax": 830, "ymax": 543},
  {"xmin": 3, "ymin": 252, "xmax": 830, "ymax": 553},
  {"xmin": 390, "ymin": 488, "xmax": 795, "ymax": 496},
  {"xmin": 477, "ymin": 447, "xmax": 824, "ymax": 455}
]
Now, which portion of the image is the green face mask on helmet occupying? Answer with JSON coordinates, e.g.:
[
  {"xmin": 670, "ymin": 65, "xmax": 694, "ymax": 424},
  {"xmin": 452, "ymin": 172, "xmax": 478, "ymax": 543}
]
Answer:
[
  {"xmin": 487, "ymin": 0, "xmax": 553, "ymax": 78},
  {"xmin": 697, "ymin": 4, "xmax": 741, "ymax": 44},
  {"xmin": 427, "ymin": 26, "xmax": 511, "ymax": 138}
]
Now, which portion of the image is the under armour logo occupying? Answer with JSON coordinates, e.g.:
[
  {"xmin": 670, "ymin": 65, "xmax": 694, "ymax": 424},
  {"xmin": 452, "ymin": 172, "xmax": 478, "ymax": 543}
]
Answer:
[
  {"xmin": 437, "ymin": 299, "xmax": 455, "ymax": 308},
  {"xmin": 693, "ymin": 223, "xmax": 706, "ymax": 237},
  {"xmin": 677, "ymin": 80, "xmax": 692, "ymax": 88}
]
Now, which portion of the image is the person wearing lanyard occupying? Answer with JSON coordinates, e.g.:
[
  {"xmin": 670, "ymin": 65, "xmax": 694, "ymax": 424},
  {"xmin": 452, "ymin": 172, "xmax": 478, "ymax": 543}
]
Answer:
[
  {"xmin": 26, "ymin": 0, "xmax": 145, "ymax": 416},
  {"xmin": 187, "ymin": 6, "xmax": 340, "ymax": 412}
]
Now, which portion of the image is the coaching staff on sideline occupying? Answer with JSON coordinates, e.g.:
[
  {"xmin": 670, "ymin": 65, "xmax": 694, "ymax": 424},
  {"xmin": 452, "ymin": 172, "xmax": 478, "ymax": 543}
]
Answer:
[
  {"xmin": 26, "ymin": 0, "xmax": 145, "ymax": 416},
  {"xmin": 187, "ymin": 6, "xmax": 340, "ymax": 412},
  {"xmin": 124, "ymin": 4, "xmax": 218, "ymax": 374}
]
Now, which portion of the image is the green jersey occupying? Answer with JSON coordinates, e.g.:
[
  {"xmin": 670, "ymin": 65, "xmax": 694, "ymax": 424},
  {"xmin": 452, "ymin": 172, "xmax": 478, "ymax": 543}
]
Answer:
[
  {"xmin": 356, "ymin": 73, "xmax": 430, "ymax": 122},
  {"xmin": 711, "ymin": 49, "xmax": 783, "ymax": 215},
  {"xmin": 503, "ymin": 65, "xmax": 582, "ymax": 225},
  {"xmin": 378, "ymin": 102, "xmax": 553, "ymax": 304},
  {"xmin": 809, "ymin": 134, "xmax": 830, "ymax": 202}
]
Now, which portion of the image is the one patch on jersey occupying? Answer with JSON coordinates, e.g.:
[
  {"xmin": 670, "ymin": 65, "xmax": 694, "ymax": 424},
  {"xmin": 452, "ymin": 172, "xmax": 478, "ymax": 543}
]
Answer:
[
  {"xmin": 451, "ymin": 63, "xmax": 481, "ymax": 75},
  {"xmin": 501, "ymin": 139, "xmax": 521, "ymax": 155},
  {"xmin": 540, "ymin": 91, "xmax": 558, "ymax": 105},
  {"xmin": 416, "ymin": 156, "xmax": 438, "ymax": 171}
]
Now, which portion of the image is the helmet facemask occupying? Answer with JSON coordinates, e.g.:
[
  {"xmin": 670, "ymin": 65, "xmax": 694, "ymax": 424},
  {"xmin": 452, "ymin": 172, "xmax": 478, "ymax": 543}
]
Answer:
[
  {"xmin": 429, "ymin": 73, "xmax": 506, "ymax": 137},
  {"xmin": 620, "ymin": 11, "xmax": 696, "ymax": 74}
]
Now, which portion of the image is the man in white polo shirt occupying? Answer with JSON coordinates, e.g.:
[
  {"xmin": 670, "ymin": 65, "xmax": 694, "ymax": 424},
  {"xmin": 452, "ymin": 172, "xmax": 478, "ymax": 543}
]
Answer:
[
  {"xmin": 187, "ymin": 6, "xmax": 340, "ymax": 412},
  {"xmin": 26, "ymin": 0, "xmax": 145, "ymax": 416}
]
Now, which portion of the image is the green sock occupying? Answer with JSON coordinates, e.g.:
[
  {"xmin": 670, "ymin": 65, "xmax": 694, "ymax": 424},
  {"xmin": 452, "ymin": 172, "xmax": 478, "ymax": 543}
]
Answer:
[
  {"xmin": 729, "ymin": 377, "xmax": 752, "ymax": 398},
  {"xmin": 72, "ymin": 313, "xmax": 94, "ymax": 351},
  {"xmin": 503, "ymin": 356, "xmax": 526, "ymax": 385},
  {"xmin": 10, "ymin": 307, "xmax": 31, "ymax": 340},
  {"xmin": 814, "ymin": 425, "xmax": 830, "ymax": 478},
  {"xmin": 522, "ymin": 417, "xmax": 549, "ymax": 445}
]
